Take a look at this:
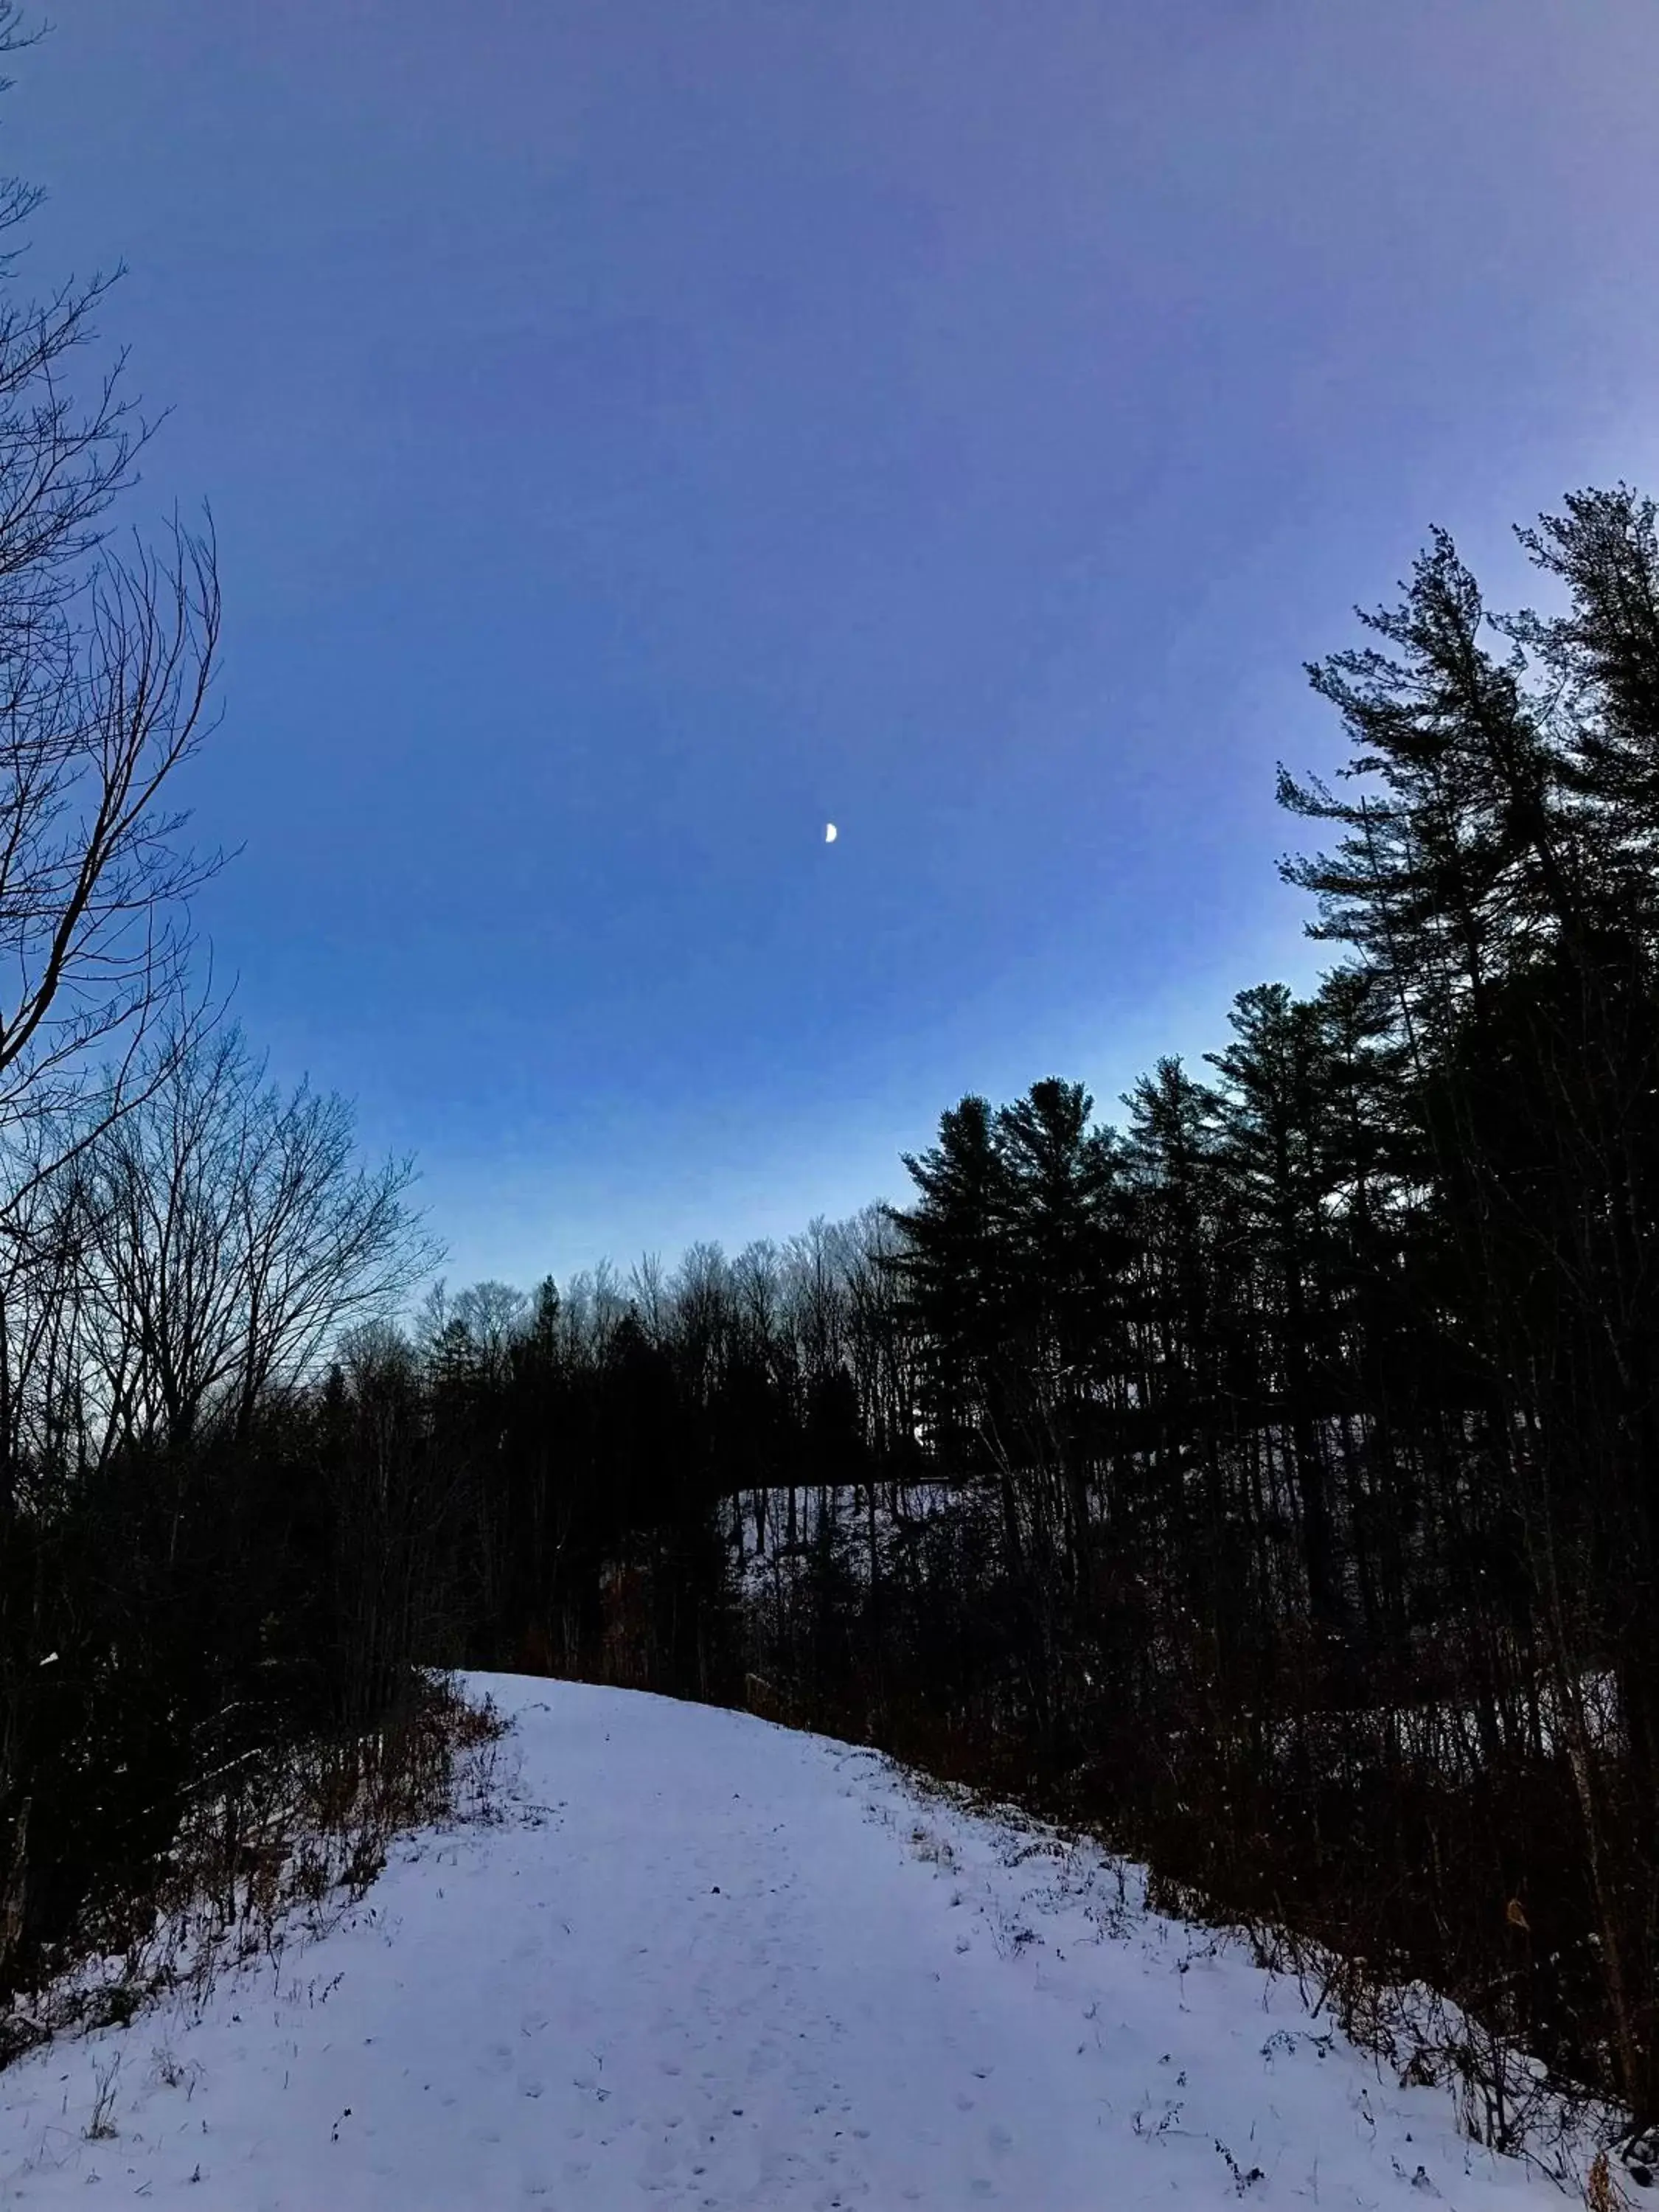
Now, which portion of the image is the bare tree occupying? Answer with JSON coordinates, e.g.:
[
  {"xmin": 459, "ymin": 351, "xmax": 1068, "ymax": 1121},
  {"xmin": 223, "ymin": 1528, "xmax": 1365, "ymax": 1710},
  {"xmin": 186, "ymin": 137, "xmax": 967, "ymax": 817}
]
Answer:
[
  {"xmin": 83, "ymin": 1029, "xmax": 435, "ymax": 1442},
  {"xmin": 629, "ymin": 1250, "xmax": 668, "ymax": 1346},
  {"xmin": 0, "ymin": 18, "xmax": 221, "ymax": 1194}
]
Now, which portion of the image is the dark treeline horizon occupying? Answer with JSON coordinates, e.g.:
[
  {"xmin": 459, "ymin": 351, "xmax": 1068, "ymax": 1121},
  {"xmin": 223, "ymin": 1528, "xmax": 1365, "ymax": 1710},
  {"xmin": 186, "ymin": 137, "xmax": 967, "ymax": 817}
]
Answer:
[{"xmin": 325, "ymin": 484, "xmax": 1659, "ymax": 2140}]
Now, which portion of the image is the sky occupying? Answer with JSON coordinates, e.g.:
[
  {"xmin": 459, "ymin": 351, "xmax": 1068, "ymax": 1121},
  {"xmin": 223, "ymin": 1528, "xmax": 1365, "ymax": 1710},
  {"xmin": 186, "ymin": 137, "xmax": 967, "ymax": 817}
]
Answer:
[{"xmin": 8, "ymin": 1, "xmax": 1659, "ymax": 1289}]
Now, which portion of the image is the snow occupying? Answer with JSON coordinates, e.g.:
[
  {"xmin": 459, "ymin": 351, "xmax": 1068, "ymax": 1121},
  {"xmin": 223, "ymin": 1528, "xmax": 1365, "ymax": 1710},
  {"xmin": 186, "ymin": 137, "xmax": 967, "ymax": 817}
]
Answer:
[{"xmin": 0, "ymin": 1674, "xmax": 1587, "ymax": 2208}]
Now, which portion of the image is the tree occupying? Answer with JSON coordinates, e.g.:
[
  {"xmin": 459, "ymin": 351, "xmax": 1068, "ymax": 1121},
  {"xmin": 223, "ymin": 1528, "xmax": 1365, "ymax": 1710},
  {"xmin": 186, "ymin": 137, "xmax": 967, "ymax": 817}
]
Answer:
[
  {"xmin": 993, "ymin": 1078, "xmax": 1121, "ymax": 1584},
  {"xmin": 0, "ymin": 23, "xmax": 220, "ymax": 1180},
  {"xmin": 1279, "ymin": 529, "xmax": 1582, "ymax": 1051},
  {"xmin": 883, "ymin": 1096, "xmax": 1012, "ymax": 1473},
  {"xmin": 83, "ymin": 1028, "xmax": 433, "ymax": 1444}
]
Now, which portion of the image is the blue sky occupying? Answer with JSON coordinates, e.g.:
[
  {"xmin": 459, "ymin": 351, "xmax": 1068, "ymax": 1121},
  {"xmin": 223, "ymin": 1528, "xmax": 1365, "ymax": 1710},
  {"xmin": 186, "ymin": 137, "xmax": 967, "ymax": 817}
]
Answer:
[{"xmin": 10, "ymin": 1, "xmax": 1659, "ymax": 1286}]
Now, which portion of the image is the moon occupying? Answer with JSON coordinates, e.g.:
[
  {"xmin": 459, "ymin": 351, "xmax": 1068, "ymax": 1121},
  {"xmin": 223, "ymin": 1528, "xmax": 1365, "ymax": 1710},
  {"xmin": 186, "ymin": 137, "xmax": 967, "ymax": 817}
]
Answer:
[{"xmin": 824, "ymin": 822, "xmax": 838, "ymax": 844}]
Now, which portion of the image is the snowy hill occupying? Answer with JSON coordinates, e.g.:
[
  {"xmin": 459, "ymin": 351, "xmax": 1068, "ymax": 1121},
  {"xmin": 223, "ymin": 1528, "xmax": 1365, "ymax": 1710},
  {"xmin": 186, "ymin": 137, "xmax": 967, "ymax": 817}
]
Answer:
[{"xmin": 0, "ymin": 1676, "xmax": 1585, "ymax": 2208}]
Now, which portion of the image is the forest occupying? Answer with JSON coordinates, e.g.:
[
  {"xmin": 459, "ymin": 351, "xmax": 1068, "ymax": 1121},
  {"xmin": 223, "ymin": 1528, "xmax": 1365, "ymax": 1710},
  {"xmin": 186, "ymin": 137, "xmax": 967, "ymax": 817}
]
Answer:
[{"xmin": 1, "ymin": 0, "xmax": 1658, "ymax": 2149}]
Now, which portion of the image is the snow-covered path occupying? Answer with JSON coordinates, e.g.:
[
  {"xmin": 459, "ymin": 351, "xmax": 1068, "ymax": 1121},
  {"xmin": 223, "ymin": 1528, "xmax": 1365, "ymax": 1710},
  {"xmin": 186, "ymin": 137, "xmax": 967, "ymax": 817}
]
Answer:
[{"xmin": 0, "ymin": 1676, "xmax": 1575, "ymax": 2208}]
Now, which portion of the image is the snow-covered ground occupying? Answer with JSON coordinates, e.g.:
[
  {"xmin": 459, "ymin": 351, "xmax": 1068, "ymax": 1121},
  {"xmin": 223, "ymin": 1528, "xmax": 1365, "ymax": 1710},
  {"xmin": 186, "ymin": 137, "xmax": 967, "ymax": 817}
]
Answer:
[{"xmin": 0, "ymin": 1674, "xmax": 1590, "ymax": 2208}]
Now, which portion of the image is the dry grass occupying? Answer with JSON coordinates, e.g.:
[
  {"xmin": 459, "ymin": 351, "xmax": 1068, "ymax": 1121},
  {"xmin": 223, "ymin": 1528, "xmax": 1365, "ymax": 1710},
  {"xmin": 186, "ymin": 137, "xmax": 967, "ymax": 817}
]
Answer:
[
  {"xmin": 0, "ymin": 1671, "xmax": 507, "ymax": 2072},
  {"xmin": 811, "ymin": 1712, "xmax": 1619, "ymax": 2188}
]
